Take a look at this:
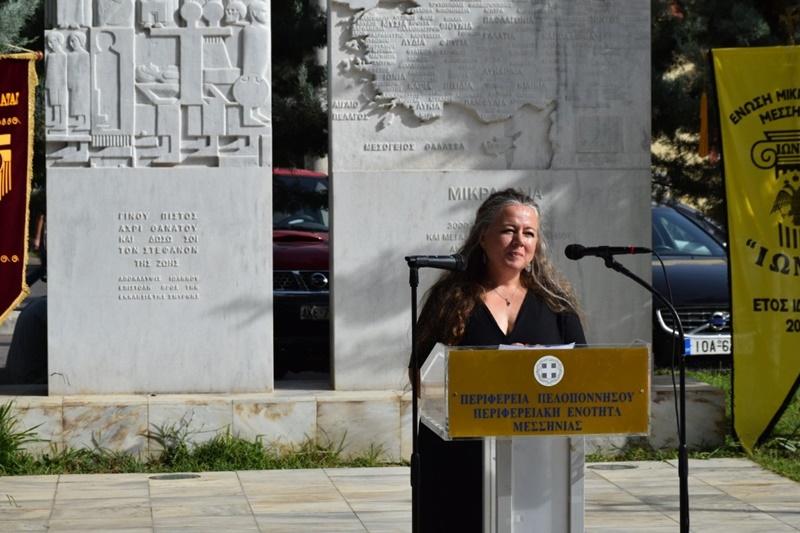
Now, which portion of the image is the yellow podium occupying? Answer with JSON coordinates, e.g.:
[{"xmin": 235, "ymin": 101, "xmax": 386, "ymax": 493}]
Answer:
[{"xmin": 419, "ymin": 343, "xmax": 651, "ymax": 533}]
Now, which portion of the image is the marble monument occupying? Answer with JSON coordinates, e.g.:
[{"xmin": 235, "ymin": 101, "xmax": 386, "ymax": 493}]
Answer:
[
  {"xmin": 329, "ymin": 0, "xmax": 652, "ymax": 390},
  {"xmin": 45, "ymin": 0, "xmax": 274, "ymax": 394}
]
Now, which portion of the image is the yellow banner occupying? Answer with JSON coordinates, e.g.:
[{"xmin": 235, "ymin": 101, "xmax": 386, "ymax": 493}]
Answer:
[
  {"xmin": 713, "ymin": 47, "xmax": 800, "ymax": 452},
  {"xmin": 447, "ymin": 347, "xmax": 650, "ymax": 438}
]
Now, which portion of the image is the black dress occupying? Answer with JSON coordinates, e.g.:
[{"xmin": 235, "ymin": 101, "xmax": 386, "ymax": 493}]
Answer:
[{"xmin": 418, "ymin": 291, "xmax": 586, "ymax": 532}]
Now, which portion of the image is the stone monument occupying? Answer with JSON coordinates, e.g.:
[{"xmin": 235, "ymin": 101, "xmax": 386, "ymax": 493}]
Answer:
[
  {"xmin": 45, "ymin": 0, "xmax": 274, "ymax": 394},
  {"xmin": 329, "ymin": 0, "xmax": 652, "ymax": 390}
]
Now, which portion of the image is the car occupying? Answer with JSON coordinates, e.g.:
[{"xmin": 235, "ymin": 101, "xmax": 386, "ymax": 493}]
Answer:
[
  {"xmin": 651, "ymin": 201, "xmax": 731, "ymax": 369},
  {"xmin": 272, "ymin": 169, "xmax": 330, "ymax": 378},
  {"xmin": 653, "ymin": 196, "xmax": 728, "ymax": 245}
]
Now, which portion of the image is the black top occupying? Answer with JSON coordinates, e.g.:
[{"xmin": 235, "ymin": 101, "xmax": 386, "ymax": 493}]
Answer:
[
  {"xmin": 459, "ymin": 290, "xmax": 586, "ymax": 347},
  {"xmin": 416, "ymin": 289, "xmax": 586, "ymax": 532}
]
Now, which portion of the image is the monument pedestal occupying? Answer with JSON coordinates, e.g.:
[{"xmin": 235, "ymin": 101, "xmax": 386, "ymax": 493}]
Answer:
[{"xmin": 421, "ymin": 343, "xmax": 650, "ymax": 533}]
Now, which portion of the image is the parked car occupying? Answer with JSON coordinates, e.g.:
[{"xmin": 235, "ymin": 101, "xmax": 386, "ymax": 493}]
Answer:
[
  {"xmin": 653, "ymin": 196, "xmax": 728, "ymax": 245},
  {"xmin": 272, "ymin": 169, "xmax": 329, "ymax": 378},
  {"xmin": 651, "ymin": 201, "xmax": 731, "ymax": 369}
]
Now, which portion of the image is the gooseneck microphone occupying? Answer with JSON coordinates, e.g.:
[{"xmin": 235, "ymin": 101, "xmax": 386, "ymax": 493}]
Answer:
[
  {"xmin": 564, "ymin": 244, "xmax": 652, "ymax": 260},
  {"xmin": 405, "ymin": 253, "xmax": 468, "ymax": 271}
]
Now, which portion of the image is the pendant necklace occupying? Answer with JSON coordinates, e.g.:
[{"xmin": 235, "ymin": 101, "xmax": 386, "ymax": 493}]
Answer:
[{"xmin": 492, "ymin": 285, "xmax": 519, "ymax": 307}]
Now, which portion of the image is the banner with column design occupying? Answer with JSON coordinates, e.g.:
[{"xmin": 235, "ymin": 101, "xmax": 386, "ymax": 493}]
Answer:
[
  {"xmin": 713, "ymin": 46, "xmax": 800, "ymax": 452},
  {"xmin": 0, "ymin": 52, "xmax": 39, "ymax": 326}
]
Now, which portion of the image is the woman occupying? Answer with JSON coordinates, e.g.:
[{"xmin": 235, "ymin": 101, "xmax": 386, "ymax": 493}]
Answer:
[{"xmin": 411, "ymin": 188, "xmax": 586, "ymax": 531}]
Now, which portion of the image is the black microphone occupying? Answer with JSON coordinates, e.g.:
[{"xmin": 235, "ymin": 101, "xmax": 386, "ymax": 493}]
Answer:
[
  {"xmin": 564, "ymin": 244, "xmax": 652, "ymax": 260},
  {"xmin": 405, "ymin": 254, "xmax": 468, "ymax": 271}
]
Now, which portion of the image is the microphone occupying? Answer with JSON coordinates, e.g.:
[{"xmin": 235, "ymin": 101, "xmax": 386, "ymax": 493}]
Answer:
[
  {"xmin": 564, "ymin": 244, "xmax": 652, "ymax": 260},
  {"xmin": 405, "ymin": 254, "xmax": 468, "ymax": 271}
]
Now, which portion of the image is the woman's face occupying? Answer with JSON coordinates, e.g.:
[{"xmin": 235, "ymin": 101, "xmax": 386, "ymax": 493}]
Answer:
[{"xmin": 480, "ymin": 204, "xmax": 538, "ymax": 276}]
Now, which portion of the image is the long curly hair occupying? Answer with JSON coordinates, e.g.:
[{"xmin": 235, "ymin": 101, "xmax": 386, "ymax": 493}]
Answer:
[{"xmin": 413, "ymin": 188, "xmax": 583, "ymax": 363}]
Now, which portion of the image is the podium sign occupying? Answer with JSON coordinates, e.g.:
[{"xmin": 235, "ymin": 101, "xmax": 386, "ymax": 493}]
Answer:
[{"xmin": 446, "ymin": 347, "xmax": 650, "ymax": 438}]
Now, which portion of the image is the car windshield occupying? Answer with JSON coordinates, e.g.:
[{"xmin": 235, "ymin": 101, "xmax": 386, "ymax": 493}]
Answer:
[
  {"xmin": 652, "ymin": 206, "xmax": 726, "ymax": 257},
  {"xmin": 273, "ymin": 175, "xmax": 329, "ymax": 232}
]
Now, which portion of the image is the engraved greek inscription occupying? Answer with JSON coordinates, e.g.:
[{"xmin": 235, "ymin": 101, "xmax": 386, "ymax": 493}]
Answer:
[
  {"xmin": 439, "ymin": 39, "xmax": 468, "ymax": 46},
  {"xmin": 332, "ymin": 100, "xmax": 360, "ymax": 108},
  {"xmin": 363, "ymin": 142, "xmax": 415, "ymax": 151},
  {"xmin": 160, "ymin": 212, "xmax": 198, "ymax": 220},
  {"xmin": 119, "ymin": 212, "xmax": 149, "ymax": 220},
  {"xmin": 333, "ymin": 112, "xmax": 369, "ymax": 121},
  {"xmin": 481, "ymin": 32, "xmax": 516, "ymax": 40},
  {"xmin": 424, "ymin": 142, "xmax": 465, "ymax": 151},
  {"xmin": 439, "ymin": 21, "xmax": 474, "ymax": 30}
]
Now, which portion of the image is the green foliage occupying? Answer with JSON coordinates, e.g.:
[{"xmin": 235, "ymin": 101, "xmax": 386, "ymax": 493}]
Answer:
[
  {"xmin": 650, "ymin": 0, "xmax": 799, "ymax": 219},
  {"xmin": 0, "ymin": 403, "xmax": 402, "ymax": 476},
  {"xmin": 271, "ymin": 0, "xmax": 328, "ymax": 168},
  {"xmin": 34, "ymin": 446, "xmax": 145, "ymax": 475},
  {"xmin": 0, "ymin": 401, "xmax": 43, "ymax": 475},
  {"xmin": 0, "ymin": 0, "xmax": 40, "ymax": 52}
]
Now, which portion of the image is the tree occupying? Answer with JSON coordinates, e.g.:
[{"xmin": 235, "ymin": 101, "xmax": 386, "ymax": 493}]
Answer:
[
  {"xmin": 0, "ymin": 0, "xmax": 40, "ymax": 52},
  {"xmin": 651, "ymin": 0, "xmax": 800, "ymax": 222},
  {"xmin": 271, "ymin": 0, "xmax": 328, "ymax": 169}
]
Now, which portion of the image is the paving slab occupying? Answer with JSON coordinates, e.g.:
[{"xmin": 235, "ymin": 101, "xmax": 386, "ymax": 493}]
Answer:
[{"xmin": 0, "ymin": 459, "xmax": 798, "ymax": 532}]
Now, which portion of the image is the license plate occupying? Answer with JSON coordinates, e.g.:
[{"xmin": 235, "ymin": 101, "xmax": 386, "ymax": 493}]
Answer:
[
  {"xmin": 686, "ymin": 337, "xmax": 731, "ymax": 356},
  {"xmin": 300, "ymin": 305, "xmax": 329, "ymax": 320}
]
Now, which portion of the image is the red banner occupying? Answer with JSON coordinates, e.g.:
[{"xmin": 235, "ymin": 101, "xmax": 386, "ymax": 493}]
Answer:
[{"xmin": 0, "ymin": 53, "xmax": 38, "ymax": 326}]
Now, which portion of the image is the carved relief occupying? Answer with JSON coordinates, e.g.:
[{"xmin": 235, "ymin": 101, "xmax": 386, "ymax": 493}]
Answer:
[
  {"xmin": 67, "ymin": 32, "xmax": 91, "ymax": 132},
  {"xmin": 45, "ymin": 0, "xmax": 272, "ymax": 168},
  {"xmin": 45, "ymin": 31, "xmax": 68, "ymax": 131}
]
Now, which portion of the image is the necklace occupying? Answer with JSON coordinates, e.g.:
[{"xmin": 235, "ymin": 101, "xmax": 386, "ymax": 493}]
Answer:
[{"xmin": 491, "ymin": 286, "xmax": 519, "ymax": 307}]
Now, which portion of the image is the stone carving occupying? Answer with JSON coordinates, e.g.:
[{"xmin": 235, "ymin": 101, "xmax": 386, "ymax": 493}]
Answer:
[
  {"xmin": 96, "ymin": 0, "xmax": 135, "ymax": 27},
  {"xmin": 236, "ymin": 0, "xmax": 271, "ymax": 126},
  {"xmin": 140, "ymin": 0, "xmax": 179, "ymax": 28},
  {"xmin": 67, "ymin": 32, "xmax": 91, "ymax": 132},
  {"xmin": 47, "ymin": 0, "xmax": 93, "ymax": 29},
  {"xmin": 45, "ymin": 0, "xmax": 272, "ymax": 168},
  {"xmin": 344, "ymin": 2, "xmax": 559, "ymax": 123},
  {"xmin": 45, "ymin": 31, "xmax": 68, "ymax": 131},
  {"xmin": 332, "ymin": 0, "xmax": 645, "ymax": 170}
]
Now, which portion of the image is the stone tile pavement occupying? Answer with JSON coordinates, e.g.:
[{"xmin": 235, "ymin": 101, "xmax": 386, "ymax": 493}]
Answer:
[{"xmin": 0, "ymin": 458, "xmax": 798, "ymax": 532}]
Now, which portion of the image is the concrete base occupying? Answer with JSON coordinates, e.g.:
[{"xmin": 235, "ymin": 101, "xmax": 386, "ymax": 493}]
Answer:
[
  {"xmin": 0, "ymin": 376, "xmax": 725, "ymax": 460},
  {"xmin": 586, "ymin": 375, "xmax": 727, "ymax": 456}
]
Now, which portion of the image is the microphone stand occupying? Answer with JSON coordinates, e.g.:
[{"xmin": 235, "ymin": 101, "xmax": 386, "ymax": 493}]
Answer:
[
  {"xmin": 597, "ymin": 252, "xmax": 689, "ymax": 533},
  {"xmin": 406, "ymin": 263, "xmax": 421, "ymax": 533}
]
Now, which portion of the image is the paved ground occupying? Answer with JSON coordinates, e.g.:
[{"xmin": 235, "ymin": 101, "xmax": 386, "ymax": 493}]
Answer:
[{"xmin": 0, "ymin": 458, "xmax": 798, "ymax": 532}]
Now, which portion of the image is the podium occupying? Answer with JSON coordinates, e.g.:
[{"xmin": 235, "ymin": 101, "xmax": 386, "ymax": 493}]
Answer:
[{"xmin": 419, "ymin": 343, "xmax": 650, "ymax": 533}]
